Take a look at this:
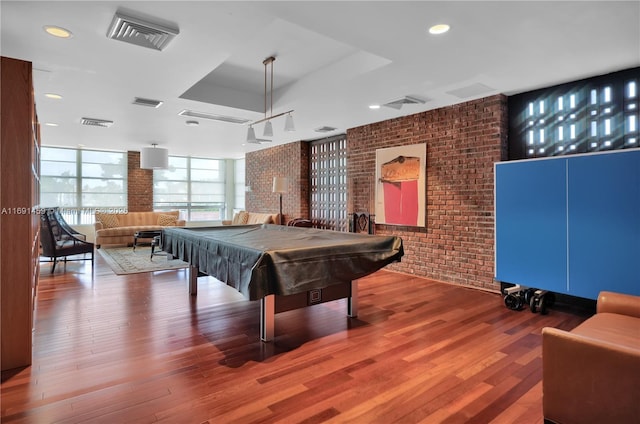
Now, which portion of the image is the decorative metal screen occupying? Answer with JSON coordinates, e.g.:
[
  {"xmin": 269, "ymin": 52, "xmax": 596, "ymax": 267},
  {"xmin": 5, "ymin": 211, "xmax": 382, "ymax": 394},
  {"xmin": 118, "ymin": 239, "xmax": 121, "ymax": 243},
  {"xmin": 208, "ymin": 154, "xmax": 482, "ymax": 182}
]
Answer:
[
  {"xmin": 310, "ymin": 135, "xmax": 348, "ymax": 231},
  {"xmin": 508, "ymin": 67, "xmax": 638, "ymax": 159}
]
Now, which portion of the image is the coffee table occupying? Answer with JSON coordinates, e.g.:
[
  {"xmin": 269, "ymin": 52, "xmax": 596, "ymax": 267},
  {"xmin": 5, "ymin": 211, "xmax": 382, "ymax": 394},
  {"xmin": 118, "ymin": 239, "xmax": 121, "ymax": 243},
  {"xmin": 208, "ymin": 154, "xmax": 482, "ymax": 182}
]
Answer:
[
  {"xmin": 133, "ymin": 230, "xmax": 162, "ymax": 251},
  {"xmin": 150, "ymin": 235, "xmax": 168, "ymax": 260}
]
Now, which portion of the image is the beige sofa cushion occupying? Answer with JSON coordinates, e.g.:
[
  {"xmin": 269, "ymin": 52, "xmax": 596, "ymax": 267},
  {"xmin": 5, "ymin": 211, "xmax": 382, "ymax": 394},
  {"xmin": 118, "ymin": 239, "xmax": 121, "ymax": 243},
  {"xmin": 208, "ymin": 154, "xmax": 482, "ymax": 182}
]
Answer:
[
  {"xmin": 114, "ymin": 211, "xmax": 179, "ymax": 227},
  {"xmin": 224, "ymin": 211, "xmax": 278, "ymax": 226},
  {"xmin": 246, "ymin": 212, "xmax": 275, "ymax": 224}
]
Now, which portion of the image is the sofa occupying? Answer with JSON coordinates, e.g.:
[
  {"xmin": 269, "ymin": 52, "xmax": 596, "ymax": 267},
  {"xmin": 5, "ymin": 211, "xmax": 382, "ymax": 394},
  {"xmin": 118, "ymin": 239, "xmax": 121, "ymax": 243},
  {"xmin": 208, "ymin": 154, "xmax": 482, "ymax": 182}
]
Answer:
[
  {"xmin": 94, "ymin": 210, "xmax": 185, "ymax": 248},
  {"xmin": 222, "ymin": 211, "xmax": 280, "ymax": 226},
  {"xmin": 542, "ymin": 291, "xmax": 640, "ymax": 424}
]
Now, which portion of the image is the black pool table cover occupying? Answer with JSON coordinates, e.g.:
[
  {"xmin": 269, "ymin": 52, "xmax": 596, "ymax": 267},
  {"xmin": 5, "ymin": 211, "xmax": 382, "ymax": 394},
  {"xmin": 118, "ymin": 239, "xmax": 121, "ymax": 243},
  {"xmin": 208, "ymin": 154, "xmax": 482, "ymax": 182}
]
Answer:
[{"xmin": 163, "ymin": 224, "xmax": 404, "ymax": 300}]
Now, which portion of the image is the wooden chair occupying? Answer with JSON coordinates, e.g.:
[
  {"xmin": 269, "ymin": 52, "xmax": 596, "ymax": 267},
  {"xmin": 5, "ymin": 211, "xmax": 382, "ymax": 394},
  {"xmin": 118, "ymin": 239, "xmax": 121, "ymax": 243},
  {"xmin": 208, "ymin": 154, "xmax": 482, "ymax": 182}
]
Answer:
[
  {"xmin": 350, "ymin": 212, "xmax": 375, "ymax": 234},
  {"xmin": 287, "ymin": 218, "xmax": 313, "ymax": 228},
  {"xmin": 40, "ymin": 208, "xmax": 94, "ymax": 273}
]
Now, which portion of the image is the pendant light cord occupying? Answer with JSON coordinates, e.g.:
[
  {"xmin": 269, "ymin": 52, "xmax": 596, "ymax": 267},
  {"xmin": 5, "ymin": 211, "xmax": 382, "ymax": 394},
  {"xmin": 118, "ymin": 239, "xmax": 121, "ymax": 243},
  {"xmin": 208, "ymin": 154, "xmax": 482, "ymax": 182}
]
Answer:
[
  {"xmin": 270, "ymin": 59, "xmax": 274, "ymax": 119},
  {"xmin": 263, "ymin": 56, "xmax": 276, "ymax": 120}
]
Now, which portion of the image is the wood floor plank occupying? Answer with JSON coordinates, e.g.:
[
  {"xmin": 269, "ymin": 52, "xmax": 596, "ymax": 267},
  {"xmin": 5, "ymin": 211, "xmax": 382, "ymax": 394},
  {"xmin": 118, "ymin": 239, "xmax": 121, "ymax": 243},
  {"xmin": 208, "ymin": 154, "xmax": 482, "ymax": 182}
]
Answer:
[{"xmin": 1, "ymin": 255, "xmax": 592, "ymax": 423}]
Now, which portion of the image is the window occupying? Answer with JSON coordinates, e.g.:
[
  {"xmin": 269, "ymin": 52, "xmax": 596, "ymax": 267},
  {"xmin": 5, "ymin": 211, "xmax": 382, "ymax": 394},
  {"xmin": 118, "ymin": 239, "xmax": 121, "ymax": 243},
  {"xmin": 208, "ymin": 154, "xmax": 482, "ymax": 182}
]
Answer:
[
  {"xmin": 310, "ymin": 135, "xmax": 348, "ymax": 231},
  {"xmin": 508, "ymin": 67, "xmax": 639, "ymax": 159},
  {"xmin": 40, "ymin": 147, "xmax": 127, "ymax": 224},
  {"xmin": 153, "ymin": 156, "xmax": 226, "ymax": 221},
  {"xmin": 234, "ymin": 158, "xmax": 246, "ymax": 213}
]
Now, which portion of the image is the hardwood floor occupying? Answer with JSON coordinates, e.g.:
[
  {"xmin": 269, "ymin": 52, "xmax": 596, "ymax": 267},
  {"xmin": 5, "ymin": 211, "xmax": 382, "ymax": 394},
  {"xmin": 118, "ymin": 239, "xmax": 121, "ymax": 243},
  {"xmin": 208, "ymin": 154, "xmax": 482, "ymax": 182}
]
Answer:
[{"xmin": 1, "ymin": 253, "xmax": 591, "ymax": 423}]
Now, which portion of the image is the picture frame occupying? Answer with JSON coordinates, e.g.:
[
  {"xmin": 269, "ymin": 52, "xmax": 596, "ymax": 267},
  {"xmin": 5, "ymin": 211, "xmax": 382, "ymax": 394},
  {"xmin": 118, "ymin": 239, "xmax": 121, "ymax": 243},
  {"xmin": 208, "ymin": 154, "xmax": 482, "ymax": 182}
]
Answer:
[{"xmin": 374, "ymin": 143, "xmax": 427, "ymax": 227}]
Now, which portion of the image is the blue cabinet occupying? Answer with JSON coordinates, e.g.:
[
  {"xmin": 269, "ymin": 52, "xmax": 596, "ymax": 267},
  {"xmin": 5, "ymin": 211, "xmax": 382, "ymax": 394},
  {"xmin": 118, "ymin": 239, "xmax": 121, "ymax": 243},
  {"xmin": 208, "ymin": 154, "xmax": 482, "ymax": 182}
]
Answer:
[
  {"xmin": 495, "ymin": 149, "xmax": 640, "ymax": 299},
  {"xmin": 495, "ymin": 159, "xmax": 568, "ymax": 293}
]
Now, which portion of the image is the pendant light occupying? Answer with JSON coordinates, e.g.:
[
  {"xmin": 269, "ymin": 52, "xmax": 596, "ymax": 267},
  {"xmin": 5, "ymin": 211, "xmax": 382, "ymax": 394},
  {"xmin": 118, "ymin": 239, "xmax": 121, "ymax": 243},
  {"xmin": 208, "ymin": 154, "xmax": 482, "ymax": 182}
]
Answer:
[
  {"xmin": 246, "ymin": 55, "xmax": 295, "ymax": 140},
  {"xmin": 246, "ymin": 126, "xmax": 257, "ymax": 143},
  {"xmin": 284, "ymin": 112, "xmax": 295, "ymax": 132},
  {"xmin": 140, "ymin": 143, "xmax": 168, "ymax": 169},
  {"xmin": 263, "ymin": 120, "xmax": 273, "ymax": 137}
]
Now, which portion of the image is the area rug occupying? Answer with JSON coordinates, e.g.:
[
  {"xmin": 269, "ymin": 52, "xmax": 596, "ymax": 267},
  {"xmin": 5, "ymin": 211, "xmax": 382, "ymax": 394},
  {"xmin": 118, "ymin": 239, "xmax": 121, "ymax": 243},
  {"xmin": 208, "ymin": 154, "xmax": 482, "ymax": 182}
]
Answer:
[{"xmin": 98, "ymin": 246, "xmax": 189, "ymax": 275}]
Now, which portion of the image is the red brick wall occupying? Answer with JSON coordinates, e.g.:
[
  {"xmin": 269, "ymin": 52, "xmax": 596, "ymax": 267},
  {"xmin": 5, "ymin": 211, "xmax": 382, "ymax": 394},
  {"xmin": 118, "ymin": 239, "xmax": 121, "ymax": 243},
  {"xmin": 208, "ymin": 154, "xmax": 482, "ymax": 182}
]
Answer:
[
  {"xmin": 347, "ymin": 95, "xmax": 508, "ymax": 291},
  {"xmin": 127, "ymin": 151, "xmax": 153, "ymax": 212},
  {"xmin": 246, "ymin": 141, "xmax": 309, "ymax": 224}
]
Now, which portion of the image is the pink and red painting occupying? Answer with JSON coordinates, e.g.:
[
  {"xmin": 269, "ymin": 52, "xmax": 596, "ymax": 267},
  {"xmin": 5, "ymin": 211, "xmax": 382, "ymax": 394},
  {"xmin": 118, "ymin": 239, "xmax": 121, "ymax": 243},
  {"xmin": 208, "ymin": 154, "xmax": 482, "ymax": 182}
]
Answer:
[{"xmin": 374, "ymin": 144, "xmax": 426, "ymax": 227}]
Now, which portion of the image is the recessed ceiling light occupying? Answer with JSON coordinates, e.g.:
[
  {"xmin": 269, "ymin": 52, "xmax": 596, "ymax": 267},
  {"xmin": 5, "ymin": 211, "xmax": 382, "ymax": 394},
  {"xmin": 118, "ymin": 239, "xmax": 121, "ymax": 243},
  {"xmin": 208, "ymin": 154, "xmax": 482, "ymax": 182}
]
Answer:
[
  {"xmin": 185, "ymin": 120, "xmax": 199, "ymax": 126},
  {"xmin": 45, "ymin": 123, "xmax": 59, "ymax": 127},
  {"xmin": 43, "ymin": 25, "xmax": 73, "ymax": 38},
  {"xmin": 429, "ymin": 24, "xmax": 450, "ymax": 35},
  {"xmin": 369, "ymin": 104, "xmax": 381, "ymax": 110},
  {"xmin": 45, "ymin": 93, "xmax": 63, "ymax": 100}
]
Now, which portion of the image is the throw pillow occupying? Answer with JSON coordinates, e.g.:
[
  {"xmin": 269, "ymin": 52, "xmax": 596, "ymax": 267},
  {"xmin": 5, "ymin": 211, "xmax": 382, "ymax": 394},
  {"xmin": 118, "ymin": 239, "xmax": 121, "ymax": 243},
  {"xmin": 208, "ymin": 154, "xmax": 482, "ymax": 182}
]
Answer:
[
  {"xmin": 232, "ymin": 211, "xmax": 249, "ymax": 225},
  {"xmin": 157, "ymin": 214, "xmax": 178, "ymax": 226},
  {"xmin": 96, "ymin": 213, "xmax": 120, "ymax": 228}
]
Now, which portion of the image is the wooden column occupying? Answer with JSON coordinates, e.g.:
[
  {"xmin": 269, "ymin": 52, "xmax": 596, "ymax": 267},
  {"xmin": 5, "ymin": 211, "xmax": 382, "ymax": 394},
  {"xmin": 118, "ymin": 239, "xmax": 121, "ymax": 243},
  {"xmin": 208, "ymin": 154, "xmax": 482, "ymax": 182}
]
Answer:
[{"xmin": 1, "ymin": 56, "xmax": 40, "ymax": 371}]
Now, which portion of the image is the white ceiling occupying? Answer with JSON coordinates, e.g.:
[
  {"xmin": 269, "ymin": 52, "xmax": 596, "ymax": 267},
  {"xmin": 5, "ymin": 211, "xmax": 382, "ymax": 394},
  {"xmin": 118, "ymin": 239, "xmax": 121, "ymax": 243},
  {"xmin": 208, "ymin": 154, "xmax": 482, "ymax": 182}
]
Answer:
[{"xmin": 2, "ymin": 1, "xmax": 639, "ymax": 159}]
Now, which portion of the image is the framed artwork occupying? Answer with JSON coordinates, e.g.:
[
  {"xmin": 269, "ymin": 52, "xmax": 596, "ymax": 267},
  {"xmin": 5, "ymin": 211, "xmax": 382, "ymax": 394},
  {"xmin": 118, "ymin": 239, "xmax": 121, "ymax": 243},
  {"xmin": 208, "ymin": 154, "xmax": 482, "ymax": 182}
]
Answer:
[{"xmin": 374, "ymin": 143, "xmax": 426, "ymax": 227}]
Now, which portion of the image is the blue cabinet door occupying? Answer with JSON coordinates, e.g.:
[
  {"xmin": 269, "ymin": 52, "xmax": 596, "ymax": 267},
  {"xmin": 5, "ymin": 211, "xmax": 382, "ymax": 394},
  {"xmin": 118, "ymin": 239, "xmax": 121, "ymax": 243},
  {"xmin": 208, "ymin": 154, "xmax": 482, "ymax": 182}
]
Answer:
[
  {"xmin": 567, "ymin": 151, "xmax": 640, "ymax": 299},
  {"xmin": 495, "ymin": 159, "xmax": 568, "ymax": 293}
]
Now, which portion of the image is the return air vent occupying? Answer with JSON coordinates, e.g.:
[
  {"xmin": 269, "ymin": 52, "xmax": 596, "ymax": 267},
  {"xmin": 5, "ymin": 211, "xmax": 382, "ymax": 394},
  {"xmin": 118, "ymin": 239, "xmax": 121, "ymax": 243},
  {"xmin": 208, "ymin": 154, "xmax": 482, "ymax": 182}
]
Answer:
[
  {"xmin": 107, "ymin": 11, "xmax": 179, "ymax": 51},
  {"xmin": 80, "ymin": 117, "xmax": 114, "ymax": 128},
  {"xmin": 178, "ymin": 109, "xmax": 250, "ymax": 124},
  {"xmin": 383, "ymin": 96, "xmax": 427, "ymax": 110},
  {"xmin": 133, "ymin": 97, "xmax": 163, "ymax": 108},
  {"xmin": 315, "ymin": 126, "xmax": 337, "ymax": 133}
]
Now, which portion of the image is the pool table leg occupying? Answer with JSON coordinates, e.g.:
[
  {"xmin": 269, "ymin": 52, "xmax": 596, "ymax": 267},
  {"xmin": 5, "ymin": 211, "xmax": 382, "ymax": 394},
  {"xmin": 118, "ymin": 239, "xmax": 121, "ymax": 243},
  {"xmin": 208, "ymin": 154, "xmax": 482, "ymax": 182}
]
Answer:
[
  {"xmin": 188, "ymin": 265, "xmax": 198, "ymax": 295},
  {"xmin": 348, "ymin": 280, "xmax": 358, "ymax": 317},
  {"xmin": 260, "ymin": 294, "xmax": 275, "ymax": 342}
]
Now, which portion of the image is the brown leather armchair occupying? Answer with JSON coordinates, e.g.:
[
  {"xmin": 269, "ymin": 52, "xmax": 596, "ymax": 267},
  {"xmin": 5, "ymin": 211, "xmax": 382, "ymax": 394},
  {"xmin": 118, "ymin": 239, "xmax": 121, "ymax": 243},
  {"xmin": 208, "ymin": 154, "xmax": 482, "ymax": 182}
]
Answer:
[{"xmin": 542, "ymin": 291, "xmax": 640, "ymax": 424}]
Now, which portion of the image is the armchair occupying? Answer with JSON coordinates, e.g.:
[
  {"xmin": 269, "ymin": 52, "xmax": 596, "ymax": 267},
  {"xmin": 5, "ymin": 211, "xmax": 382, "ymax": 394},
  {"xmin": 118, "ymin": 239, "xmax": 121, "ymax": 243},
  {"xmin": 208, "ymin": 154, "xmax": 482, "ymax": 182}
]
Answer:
[
  {"xmin": 49, "ymin": 207, "xmax": 86, "ymax": 240},
  {"xmin": 40, "ymin": 208, "xmax": 94, "ymax": 273},
  {"xmin": 542, "ymin": 291, "xmax": 640, "ymax": 424}
]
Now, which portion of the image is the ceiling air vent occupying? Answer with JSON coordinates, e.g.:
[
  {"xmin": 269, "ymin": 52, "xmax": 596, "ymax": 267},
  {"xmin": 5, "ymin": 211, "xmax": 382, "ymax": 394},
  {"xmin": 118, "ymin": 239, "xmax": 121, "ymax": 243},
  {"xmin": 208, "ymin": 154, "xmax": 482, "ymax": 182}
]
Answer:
[
  {"xmin": 446, "ymin": 83, "xmax": 494, "ymax": 99},
  {"xmin": 247, "ymin": 138, "xmax": 273, "ymax": 145},
  {"xmin": 133, "ymin": 97, "xmax": 163, "ymax": 108},
  {"xmin": 107, "ymin": 11, "xmax": 179, "ymax": 51},
  {"xmin": 80, "ymin": 117, "xmax": 114, "ymax": 128},
  {"xmin": 178, "ymin": 109, "xmax": 250, "ymax": 124},
  {"xmin": 383, "ymin": 96, "xmax": 427, "ymax": 110},
  {"xmin": 315, "ymin": 126, "xmax": 337, "ymax": 133}
]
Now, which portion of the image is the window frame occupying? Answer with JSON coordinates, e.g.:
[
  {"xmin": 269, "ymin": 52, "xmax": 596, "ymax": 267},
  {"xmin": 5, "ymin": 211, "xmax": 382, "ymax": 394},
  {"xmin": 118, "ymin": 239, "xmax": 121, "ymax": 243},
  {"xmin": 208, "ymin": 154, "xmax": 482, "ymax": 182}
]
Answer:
[
  {"xmin": 39, "ymin": 146, "xmax": 127, "ymax": 224},
  {"xmin": 152, "ymin": 155, "xmax": 227, "ymax": 222}
]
